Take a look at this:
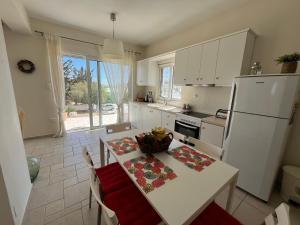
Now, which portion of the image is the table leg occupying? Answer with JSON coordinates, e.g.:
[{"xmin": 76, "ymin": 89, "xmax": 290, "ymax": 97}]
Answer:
[
  {"xmin": 100, "ymin": 138, "xmax": 105, "ymax": 167},
  {"xmin": 226, "ymin": 174, "xmax": 237, "ymax": 212}
]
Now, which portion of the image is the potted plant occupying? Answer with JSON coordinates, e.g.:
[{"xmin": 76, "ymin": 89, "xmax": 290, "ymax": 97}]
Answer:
[
  {"xmin": 275, "ymin": 53, "xmax": 300, "ymax": 73},
  {"xmin": 64, "ymin": 107, "xmax": 75, "ymax": 120}
]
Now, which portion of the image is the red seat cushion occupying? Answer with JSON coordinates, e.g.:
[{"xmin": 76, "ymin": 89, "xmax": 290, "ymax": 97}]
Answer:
[
  {"xmin": 191, "ymin": 202, "xmax": 242, "ymax": 225},
  {"xmin": 104, "ymin": 185, "xmax": 162, "ymax": 225},
  {"xmin": 95, "ymin": 162, "xmax": 133, "ymax": 195}
]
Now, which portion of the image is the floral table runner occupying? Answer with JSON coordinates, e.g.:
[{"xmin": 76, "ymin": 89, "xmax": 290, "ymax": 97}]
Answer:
[
  {"xmin": 123, "ymin": 155, "xmax": 177, "ymax": 193},
  {"xmin": 107, "ymin": 137, "xmax": 138, "ymax": 155},
  {"xmin": 168, "ymin": 146, "xmax": 215, "ymax": 172}
]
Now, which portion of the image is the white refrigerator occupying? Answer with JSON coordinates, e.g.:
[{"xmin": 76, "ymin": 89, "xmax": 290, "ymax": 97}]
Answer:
[{"xmin": 223, "ymin": 74, "xmax": 300, "ymax": 201}]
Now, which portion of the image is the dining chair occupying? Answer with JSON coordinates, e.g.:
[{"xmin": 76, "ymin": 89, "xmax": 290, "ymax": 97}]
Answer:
[
  {"xmin": 89, "ymin": 168, "xmax": 164, "ymax": 225},
  {"xmin": 190, "ymin": 201, "xmax": 242, "ymax": 225},
  {"xmin": 188, "ymin": 137, "xmax": 223, "ymax": 160},
  {"xmin": 82, "ymin": 147, "xmax": 133, "ymax": 209},
  {"xmin": 105, "ymin": 122, "xmax": 132, "ymax": 164},
  {"xmin": 264, "ymin": 203, "xmax": 291, "ymax": 225}
]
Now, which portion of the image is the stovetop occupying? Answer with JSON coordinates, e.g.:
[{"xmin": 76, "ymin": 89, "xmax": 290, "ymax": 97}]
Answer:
[
  {"xmin": 176, "ymin": 111, "xmax": 212, "ymax": 127},
  {"xmin": 181, "ymin": 112, "xmax": 211, "ymax": 119}
]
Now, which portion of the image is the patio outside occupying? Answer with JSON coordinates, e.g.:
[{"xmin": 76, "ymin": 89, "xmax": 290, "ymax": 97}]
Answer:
[{"xmin": 63, "ymin": 56, "xmax": 129, "ymax": 132}]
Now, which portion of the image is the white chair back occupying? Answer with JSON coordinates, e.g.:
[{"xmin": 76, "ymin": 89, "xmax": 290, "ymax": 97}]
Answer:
[
  {"xmin": 264, "ymin": 203, "xmax": 290, "ymax": 225},
  {"xmin": 188, "ymin": 137, "xmax": 223, "ymax": 160},
  {"xmin": 106, "ymin": 122, "xmax": 131, "ymax": 134},
  {"xmin": 82, "ymin": 146, "xmax": 94, "ymax": 168},
  {"xmin": 89, "ymin": 168, "xmax": 119, "ymax": 225}
]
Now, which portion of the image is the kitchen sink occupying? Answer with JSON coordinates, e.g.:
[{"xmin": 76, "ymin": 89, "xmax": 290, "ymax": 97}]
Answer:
[
  {"xmin": 147, "ymin": 103, "xmax": 177, "ymax": 111},
  {"xmin": 147, "ymin": 103, "xmax": 164, "ymax": 108},
  {"xmin": 159, "ymin": 106, "xmax": 177, "ymax": 111}
]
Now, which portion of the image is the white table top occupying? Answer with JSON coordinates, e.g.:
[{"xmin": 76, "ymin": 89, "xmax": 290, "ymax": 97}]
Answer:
[{"xmin": 100, "ymin": 129, "xmax": 239, "ymax": 225}]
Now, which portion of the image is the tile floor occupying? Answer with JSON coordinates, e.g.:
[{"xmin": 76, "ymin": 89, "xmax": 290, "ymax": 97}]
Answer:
[{"xmin": 22, "ymin": 129, "xmax": 299, "ymax": 225}]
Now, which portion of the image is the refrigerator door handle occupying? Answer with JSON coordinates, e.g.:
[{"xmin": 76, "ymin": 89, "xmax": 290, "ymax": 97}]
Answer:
[{"xmin": 225, "ymin": 83, "xmax": 237, "ymax": 140}]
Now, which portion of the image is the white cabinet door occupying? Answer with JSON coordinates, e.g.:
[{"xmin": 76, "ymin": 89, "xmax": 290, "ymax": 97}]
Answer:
[
  {"xmin": 187, "ymin": 44, "xmax": 202, "ymax": 84},
  {"xmin": 199, "ymin": 40, "xmax": 219, "ymax": 85},
  {"xmin": 161, "ymin": 112, "xmax": 176, "ymax": 131},
  {"xmin": 147, "ymin": 61, "xmax": 158, "ymax": 86},
  {"xmin": 200, "ymin": 122, "xmax": 224, "ymax": 148},
  {"xmin": 129, "ymin": 103, "xmax": 142, "ymax": 129},
  {"xmin": 142, "ymin": 107, "xmax": 162, "ymax": 131},
  {"xmin": 215, "ymin": 32, "xmax": 247, "ymax": 86},
  {"xmin": 174, "ymin": 49, "xmax": 188, "ymax": 85},
  {"xmin": 137, "ymin": 60, "xmax": 149, "ymax": 86}
]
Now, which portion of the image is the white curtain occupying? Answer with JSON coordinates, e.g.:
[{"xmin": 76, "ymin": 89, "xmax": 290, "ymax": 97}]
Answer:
[
  {"xmin": 45, "ymin": 34, "xmax": 66, "ymax": 137},
  {"xmin": 100, "ymin": 48, "xmax": 135, "ymax": 123}
]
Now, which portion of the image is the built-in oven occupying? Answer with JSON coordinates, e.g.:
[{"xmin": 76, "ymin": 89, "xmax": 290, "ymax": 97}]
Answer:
[
  {"xmin": 174, "ymin": 112, "xmax": 211, "ymax": 139},
  {"xmin": 174, "ymin": 120, "xmax": 200, "ymax": 139}
]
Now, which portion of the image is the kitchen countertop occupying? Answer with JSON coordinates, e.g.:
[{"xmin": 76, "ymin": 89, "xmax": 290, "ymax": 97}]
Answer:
[
  {"xmin": 202, "ymin": 116, "xmax": 226, "ymax": 127},
  {"xmin": 131, "ymin": 101, "xmax": 182, "ymax": 114}
]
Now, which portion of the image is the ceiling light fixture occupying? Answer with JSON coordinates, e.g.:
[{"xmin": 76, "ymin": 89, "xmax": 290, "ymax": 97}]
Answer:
[{"xmin": 102, "ymin": 12, "xmax": 124, "ymax": 60}]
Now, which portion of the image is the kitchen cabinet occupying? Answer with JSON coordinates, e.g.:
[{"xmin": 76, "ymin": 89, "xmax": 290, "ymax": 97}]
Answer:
[
  {"xmin": 173, "ymin": 29, "xmax": 255, "ymax": 87},
  {"xmin": 198, "ymin": 40, "xmax": 219, "ymax": 85},
  {"xmin": 142, "ymin": 107, "xmax": 162, "ymax": 131},
  {"xmin": 215, "ymin": 31, "xmax": 255, "ymax": 86},
  {"xmin": 161, "ymin": 112, "xmax": 176, "ymax": 131},
  {"xmin": 174, "ymin": 48, "xmax": 188, "ymax": 85},
  {"xmin": 174, "ymin": 45, "xmax": 202, "ymax": 85},
  {"xmin": 187, "ymin": 44, "xmax": 203, "ymax": 84},
  {"xmin": 137, "ymin": 60, "xmax": 148, "ymax": 86},
  {"xmin": 137, "ymin": 59, "xmax": 158, "ymax": 86},
  {"xmin": 129, "ymin": 102, "xmax": 142, "ymax": 129},
  {"xmin": 200, "ymin": 122, "xmax": 224, "ymax": 148}
]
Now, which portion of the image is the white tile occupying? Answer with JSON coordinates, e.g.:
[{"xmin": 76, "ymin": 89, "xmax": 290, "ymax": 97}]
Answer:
[
  {"xmin": 46, "ymin": 210, "xmax": 84, "ymax": 225},
  {"xmin": 64, "ymin": 177, "xmax": 78, "ymax": 188},
  {"xmin": 45, "ymin": 199, "xmax": 64, "ymax": 216},
  {"xmin": 244, "ymin": 194, "xmax": 274, "ymax": 214},
  {"xmin": 233, "ymin": 201, "xmax": 267, "ymax": 225},
  {"xmin": 22, "ymin": 206, "xmax": 45, "ymax": 225},
  {"xmin": 64, "ymin": 181, "xmax": 89, "ymax": 208}
]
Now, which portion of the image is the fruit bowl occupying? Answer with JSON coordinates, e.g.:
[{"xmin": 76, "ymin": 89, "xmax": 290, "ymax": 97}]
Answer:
[{"xmin": 135, "ymin": 128, "xmax": 173, "ymax": 154}]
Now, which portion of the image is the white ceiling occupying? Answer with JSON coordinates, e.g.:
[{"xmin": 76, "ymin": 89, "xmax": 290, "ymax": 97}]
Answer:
[{"xmin": 21, "ymin": 0, "xmax": 250, "ymax": 46}]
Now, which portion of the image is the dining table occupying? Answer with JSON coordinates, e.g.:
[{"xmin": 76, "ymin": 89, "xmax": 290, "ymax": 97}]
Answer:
[{"xmin": 99, "ymin": 128, "xmax": 239, "ymax": 225}]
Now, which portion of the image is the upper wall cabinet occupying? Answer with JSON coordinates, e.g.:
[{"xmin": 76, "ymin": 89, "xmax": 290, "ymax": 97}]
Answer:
[
  {"xmin": 174, "ymin": 45, "xmax": 203, "ymax": 85},
  {"xmin": 174, "ymin": 48, "xmax": 188, "ymax": 85},
  {"xmin": 215, "ymin": 31, "xmax": 255, "ymax": 86},
  {"xmin": 137, "ymin": 59, "xmax": 158, "ymax": 86},
  {"xmin": 199, "ymin": 40, "xmax": 220, "ymax": 85},
  {"xmin": 173, "ymin": 29, "xmax": 256, "ymax": 87}
]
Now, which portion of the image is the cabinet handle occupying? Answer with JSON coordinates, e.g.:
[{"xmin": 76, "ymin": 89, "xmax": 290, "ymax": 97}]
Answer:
[
  {"xmin": 200, "ymin": 77, "xmax": 203, "ymax": 80},
  {"xmin": 196, "ymin": 78, "xmax": 199, "ymax": 81},
  {"xmin": 202, "ymin": 126, "xmax": 206, "ymax": 129},
  {"xmin": 215, "ymin": 77, "xmax": 219, "ymax": 80}
]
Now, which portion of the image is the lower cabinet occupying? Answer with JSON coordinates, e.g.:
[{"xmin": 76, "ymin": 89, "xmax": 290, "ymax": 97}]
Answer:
[
  {"xmin": 161, "ymin": 112, "xmax": 176, "ymax": 131},
  {"xmin": 200, "ymin": 122, "xmax": 224, "ymax": 148},
  {"xmin": 129, "ymin": 102, "xmax": 142, "ymax": 129},
  {"xmin": 142, "ymin": 107, "xmax": 162, "ymax": 131}
]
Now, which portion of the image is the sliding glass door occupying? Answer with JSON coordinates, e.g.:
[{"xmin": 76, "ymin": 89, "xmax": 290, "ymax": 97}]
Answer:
[{"xmin": 63, "ymin": 55, "xmax": 126, "ymax": 131}]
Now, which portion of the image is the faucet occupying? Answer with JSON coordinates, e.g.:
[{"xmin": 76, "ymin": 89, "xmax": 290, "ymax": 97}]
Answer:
[{"xmin": 163, "ymin": 97, "xmax": 168, "ymax": 105}]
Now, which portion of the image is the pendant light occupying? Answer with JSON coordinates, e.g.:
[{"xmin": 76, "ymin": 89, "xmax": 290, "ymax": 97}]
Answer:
[{"xmin": 102, "ymin": 12, "xmax": 124, "ymax": 60}]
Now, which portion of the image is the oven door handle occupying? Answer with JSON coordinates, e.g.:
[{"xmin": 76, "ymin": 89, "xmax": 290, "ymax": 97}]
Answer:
[{"xmin": 176, "ymin": 121, "xmax": 198, "ymax": 130}]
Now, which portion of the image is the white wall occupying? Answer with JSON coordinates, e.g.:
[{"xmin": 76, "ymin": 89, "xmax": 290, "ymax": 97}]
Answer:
[
  {"xmin": 0, "ymin": 21, "xmax": 32, "ymax": 225},
  {"xmin": 0, "ymin": 166, "xmax": 15, "ymax": 225},
  {"xmin": 5, "ymin": 18, "xmax": 145, "ymax": 138}
]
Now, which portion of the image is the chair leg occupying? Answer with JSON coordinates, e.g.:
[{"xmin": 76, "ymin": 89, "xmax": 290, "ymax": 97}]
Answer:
[
  {"xmin": 106, "ymin": 150, "xmax": 110, "ymax": 165},
  {"xmin": 97, "ymin": 204, "xmax": 102, "ymax": 225},
  {"xmin": 89, "ymin": 187, "xmax": 92, "ymax": 209}
]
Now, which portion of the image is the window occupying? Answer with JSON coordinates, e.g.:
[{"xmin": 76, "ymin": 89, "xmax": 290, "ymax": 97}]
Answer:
[{"xmin": 159, "ymin": 65, "xmax": 181, "ymax": 100}]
